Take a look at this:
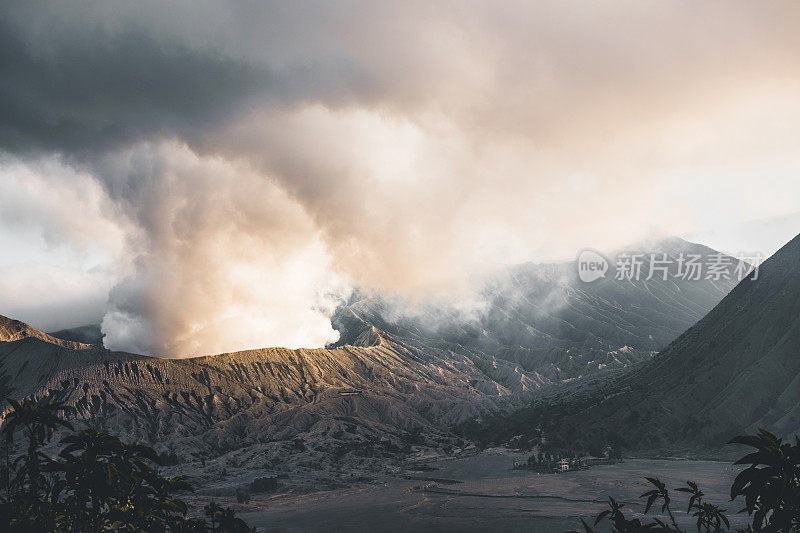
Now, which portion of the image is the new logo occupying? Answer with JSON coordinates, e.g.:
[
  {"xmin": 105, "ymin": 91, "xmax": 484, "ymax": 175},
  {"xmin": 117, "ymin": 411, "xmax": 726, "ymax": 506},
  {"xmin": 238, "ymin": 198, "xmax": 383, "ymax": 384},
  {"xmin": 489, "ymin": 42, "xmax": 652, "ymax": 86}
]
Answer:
[{"xmin": 577, "ymin": 250, "xmax": 609, "ymax": 283}]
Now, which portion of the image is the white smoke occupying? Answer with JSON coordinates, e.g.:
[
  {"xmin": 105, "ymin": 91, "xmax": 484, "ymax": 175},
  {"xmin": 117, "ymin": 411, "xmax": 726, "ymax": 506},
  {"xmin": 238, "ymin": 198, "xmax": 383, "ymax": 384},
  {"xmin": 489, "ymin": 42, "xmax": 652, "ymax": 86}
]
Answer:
[{"xmin": 95, "ymin": 142, "xmax": 350, "ymax": 356}]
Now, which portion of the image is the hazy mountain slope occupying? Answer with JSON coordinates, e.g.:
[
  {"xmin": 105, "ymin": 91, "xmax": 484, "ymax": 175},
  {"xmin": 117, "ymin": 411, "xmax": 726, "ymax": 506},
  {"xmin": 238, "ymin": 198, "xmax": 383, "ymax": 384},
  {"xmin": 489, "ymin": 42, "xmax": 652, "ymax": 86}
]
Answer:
[
  {"xmin": 337, "ymin": 238, "xmax": 738, "ymax": 381},
  {"xmin": 49, "ymin": 323, "xmax": 104, "ymax": 347},
  {"xmin": 486, "ymin": 233, "xmax": 800, "ymax": 453},
  {"xmin": 0, "ymin": 315, "xmax": 92, "ymax": 350},
  {"xmin": 632, "ymin": 232, "xmax": 800, "ymax": 444}
]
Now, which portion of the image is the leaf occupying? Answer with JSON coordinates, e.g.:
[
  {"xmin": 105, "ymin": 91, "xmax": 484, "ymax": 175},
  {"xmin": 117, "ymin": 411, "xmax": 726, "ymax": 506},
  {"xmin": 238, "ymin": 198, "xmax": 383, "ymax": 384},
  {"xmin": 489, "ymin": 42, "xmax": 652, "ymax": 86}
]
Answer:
[
  {"xmin": 644, "ymin": 494, "xmax": 658, "ymax": 514},
  {"xmin": 594, "ymin": 510, "xmax": 611, "ymax": 525},
  {"xmin": 645, "ymin": 477, "xmax": 665, "ymax": 490},
  {"xmin": 733, "ymin": 452, "xmax": 776, "ymax": 467},
  {"xmin": 688, "ymin": 494, "xmax": 698, "ymax": 513},
  {"xmin": 730, "ymin": 468, "xmax": 755, "ymax": 500},
  {"xmin": 728, "ymin": 435, "xmax": 766, "ymax": 449}
]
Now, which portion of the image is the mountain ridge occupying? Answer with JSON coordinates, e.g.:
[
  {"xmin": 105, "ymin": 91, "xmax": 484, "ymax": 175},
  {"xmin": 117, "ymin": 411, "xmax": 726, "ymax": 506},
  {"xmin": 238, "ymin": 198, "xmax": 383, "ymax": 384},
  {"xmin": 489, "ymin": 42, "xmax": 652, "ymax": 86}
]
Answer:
[{"xmin": 0, "ymin": 315, "xmax": 546, "ymax": 480}]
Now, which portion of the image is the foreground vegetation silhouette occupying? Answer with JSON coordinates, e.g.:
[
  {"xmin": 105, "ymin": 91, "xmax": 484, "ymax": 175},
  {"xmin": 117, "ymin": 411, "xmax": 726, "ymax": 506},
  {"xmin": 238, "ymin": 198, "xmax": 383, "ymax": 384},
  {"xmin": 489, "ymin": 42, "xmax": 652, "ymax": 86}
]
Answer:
[
  {"xmin": 0, "ymin": 398, "xmax": 254, "ymax": 532},
  {"xmin": 2, "ymin": 398, "xmax": 797, "ymax": 533},
  {"xmin": 571, "ymin": 430, "xmax": 799, "ymax": 533}
]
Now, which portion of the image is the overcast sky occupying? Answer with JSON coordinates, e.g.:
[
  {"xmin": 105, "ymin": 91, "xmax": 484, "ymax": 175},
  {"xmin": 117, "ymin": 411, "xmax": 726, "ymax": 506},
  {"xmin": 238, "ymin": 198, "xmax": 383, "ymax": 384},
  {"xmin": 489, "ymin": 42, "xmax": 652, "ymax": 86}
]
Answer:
[{"xmin": 1, "ymin": 1, "xmax": 799, "ymax": 355}]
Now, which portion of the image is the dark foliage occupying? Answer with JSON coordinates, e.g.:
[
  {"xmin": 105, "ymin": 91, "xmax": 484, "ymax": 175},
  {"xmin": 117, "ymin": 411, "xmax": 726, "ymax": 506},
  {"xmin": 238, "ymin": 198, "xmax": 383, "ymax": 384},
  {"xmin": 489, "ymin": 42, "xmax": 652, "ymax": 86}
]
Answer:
[
  {"xmin": 159, "ymin": 451, "xmax": 181, "ymax": 466},
  {"xmin": 0, "ymin": 398, "xmax": 255, "ymax": 532},
  {"xmin": 728, "ymin": 430, "xmax": 800, "ymax": 532},
  {"xmin": 204, "ymin": 501, "xmax": 251, "ymax": 532},
  {"xmin": 570, "ymin": 430, "xmax": 799, "ymax": 533},
  {"xmin": 235, "ymin": 488, "xmax": 250, "ymax": 504},
  {"xmin": 248, "ymin": 477, "xmax": 277, "ymax": 494}
]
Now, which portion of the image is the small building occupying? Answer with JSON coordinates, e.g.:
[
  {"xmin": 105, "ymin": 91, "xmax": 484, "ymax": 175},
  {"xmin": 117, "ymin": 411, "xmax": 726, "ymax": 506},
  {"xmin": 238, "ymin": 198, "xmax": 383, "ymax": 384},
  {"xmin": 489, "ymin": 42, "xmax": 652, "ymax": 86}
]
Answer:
[{"xmin": 558, "ymin": 459, "xmax": 570, "ymax": 472}]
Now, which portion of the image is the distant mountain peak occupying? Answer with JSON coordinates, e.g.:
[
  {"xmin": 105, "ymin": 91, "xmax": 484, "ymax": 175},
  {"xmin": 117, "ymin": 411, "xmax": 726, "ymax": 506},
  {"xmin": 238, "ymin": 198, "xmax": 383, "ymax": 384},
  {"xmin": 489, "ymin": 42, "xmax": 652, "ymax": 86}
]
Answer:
[{"xmin": 0, "ymin": 315, "xmax": 93, "ymax": 351}]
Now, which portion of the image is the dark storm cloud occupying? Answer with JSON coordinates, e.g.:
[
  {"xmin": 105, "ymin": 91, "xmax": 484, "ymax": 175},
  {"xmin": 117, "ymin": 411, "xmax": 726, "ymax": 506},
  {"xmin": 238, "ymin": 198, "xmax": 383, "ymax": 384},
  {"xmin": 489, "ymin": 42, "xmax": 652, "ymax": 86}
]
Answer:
[
  {"xmin": 0, "ymin": 3, "xmax": 375, "ymax": 159},
  {"xmin": 2, "ymin": 0, "xmax": 800, "ymax": 355},
  {"xmin": 0, "ymin": 15, "xmax": 279, "ymax": 159}
]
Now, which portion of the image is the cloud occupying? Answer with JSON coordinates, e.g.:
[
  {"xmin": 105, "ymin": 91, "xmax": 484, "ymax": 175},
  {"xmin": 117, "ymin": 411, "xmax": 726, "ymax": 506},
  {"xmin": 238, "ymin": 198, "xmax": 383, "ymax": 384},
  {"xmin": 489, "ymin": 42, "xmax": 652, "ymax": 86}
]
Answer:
[
  {"xmin": 0, "ymin": 263, "xmax": 114, "ymax": 332},
  {"xmin": 0, "ymin": 155, "xmax": 126, "ymax": 331},
  {"xmin": 1, "ymin": 1, "xmax": 799, "ymax": 354}
]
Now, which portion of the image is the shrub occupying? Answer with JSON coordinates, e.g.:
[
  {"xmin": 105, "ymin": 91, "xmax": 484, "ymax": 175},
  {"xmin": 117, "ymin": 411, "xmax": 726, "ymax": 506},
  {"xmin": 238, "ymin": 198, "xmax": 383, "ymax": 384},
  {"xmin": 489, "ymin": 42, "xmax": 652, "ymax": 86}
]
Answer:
[
  {"xmin": 571, "ymin": 430, "xmax": 799, "ymax": 533},
  {"xmin": 159, "ymin": 450, "xmax": 181, "ymax": 465},
  {"xmin": 0, "ymin": 398, "xmax": 255, "ymax": 532},
  {"xmin": 248, "ymin": 476, "xmax": 278, "ymax": 493}
]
